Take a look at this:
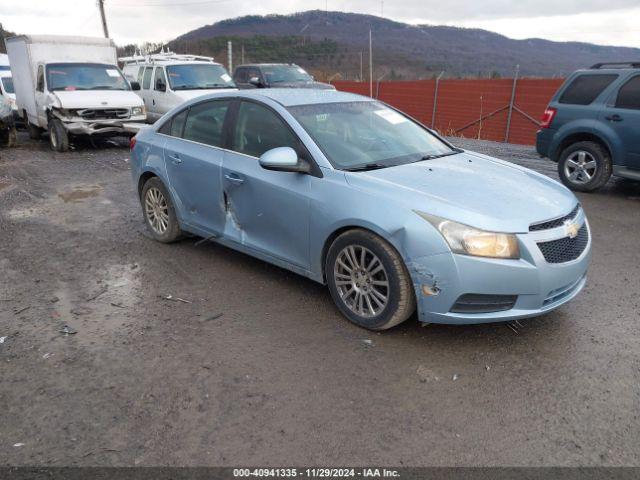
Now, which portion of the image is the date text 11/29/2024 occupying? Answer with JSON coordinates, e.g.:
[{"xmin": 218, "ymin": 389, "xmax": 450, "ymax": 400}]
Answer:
[{"xmin": 233, "ymin": 467, "xmax": 400, "ymax": 477}]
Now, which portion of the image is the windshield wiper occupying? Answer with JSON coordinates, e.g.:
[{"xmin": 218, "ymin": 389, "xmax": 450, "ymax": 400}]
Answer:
[
  {"xmin": 421, "ymin": 150, "xmax": 462, "ymax": 160},
  {"xmin": 343, "ymin": 163, "xmax": 389, "ymax": 172}
]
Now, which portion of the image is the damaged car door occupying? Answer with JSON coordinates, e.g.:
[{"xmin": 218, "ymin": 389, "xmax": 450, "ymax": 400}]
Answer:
[
  {"xmin": 162, "ymin": 99, "xmax": 231, "ymax": 233},
  {"xmin": 221, "ymin": 99, "xmax": 311, "ymax": 269}
]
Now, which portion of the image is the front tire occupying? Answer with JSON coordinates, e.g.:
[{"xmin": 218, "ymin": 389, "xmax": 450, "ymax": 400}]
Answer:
[
  {"xmin": 326, "ymin": 229, "xmax": 416, "ymax": 330},
  {"xmin": 49, "ymin": 119, "xmax": 69, "ymax": 152},
  {"xmin": 141, "ymin": 177, "xmax": 182, "ymax": 243},
  {"xmin": 558, "ymin": 141, "xmax": 611, "ymax": 192}
]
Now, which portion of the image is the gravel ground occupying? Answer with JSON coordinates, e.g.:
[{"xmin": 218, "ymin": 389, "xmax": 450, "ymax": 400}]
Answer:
[{"xmin": 1, "ymin": 133, "xmax": 639, "ymax": 467}]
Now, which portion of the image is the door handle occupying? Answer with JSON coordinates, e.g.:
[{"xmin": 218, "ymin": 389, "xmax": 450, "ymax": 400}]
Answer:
[
  {"xmin": 605, "ymin": 114, "xmax": 623, "ymax": 122},
  {"xmin": 224, "ymin": 173, "xmax": 245, "ymax": 185},
  {"xmin": 168, "ymin": 154, "xmax": 182, "ymax": 165},
  {"xmin": 152, "ymin": 99, "xmax": 156, "ymax": 105}
]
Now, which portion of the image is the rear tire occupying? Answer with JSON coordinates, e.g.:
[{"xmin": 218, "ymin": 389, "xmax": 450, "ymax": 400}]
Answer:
[
  {"xmin": 326, "ymin": 229, "xmax": 416, "ymax": 330},
  {"xmin": 141, "ymin": 177, "xmax": 182, "ymax": 243},
  {"xmin": 558, "ymin": 141, "xmax": 611, "ymax": 192},
  {"xmin": 49, "ymin": 119, "xmax": 69, "ymax": 152},
  {"xmin": 7, "ymin": 127, "xmax": 17, "ymax": 148}
]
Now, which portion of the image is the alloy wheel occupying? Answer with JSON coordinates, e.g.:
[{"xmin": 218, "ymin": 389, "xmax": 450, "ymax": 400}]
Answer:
[
  {"xmin": 564, "ymin": 151, "xmax": 597, "ymax": 185},
  {"xmin": 144, "ymin": 187, "xmax": 169, "ymax": 234},
  {"xmin": 334, "ymin": 245, "xmax": 390, "ymax": 318}
]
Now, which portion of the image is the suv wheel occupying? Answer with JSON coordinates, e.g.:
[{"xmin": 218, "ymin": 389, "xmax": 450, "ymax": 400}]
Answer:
[
  {"xmin": 326, "ymin": 229, "xmax": 416, "ymax": 330},
  {"xmin": 558, "ymin": 141, "xmax": 612, "ymax": 192}
]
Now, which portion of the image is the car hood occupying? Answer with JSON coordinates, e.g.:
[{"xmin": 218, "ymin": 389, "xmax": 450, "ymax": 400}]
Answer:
[
  {"xmin": 53, "ymin": 90, "xmax": 144, "ymax": 109},
  {"xmin": 344, "ymin": 150, "xmax": 577, "ymax": 233},
  {"xmin": 269, "ymin": 81, "xmax": 335, "ymax": 90},
  {"xmin": 172, "ymin": 88, "xmax": 237, "ymax": 100}
]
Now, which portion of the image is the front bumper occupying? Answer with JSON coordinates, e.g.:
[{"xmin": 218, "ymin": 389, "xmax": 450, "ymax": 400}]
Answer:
[
  {"xmin": 62, "ymin": 115, "xmax": 147, "ymax": 136},
  {"xmin": 408, "ymin": 216, "xmax": 591, "ymax": 325}
]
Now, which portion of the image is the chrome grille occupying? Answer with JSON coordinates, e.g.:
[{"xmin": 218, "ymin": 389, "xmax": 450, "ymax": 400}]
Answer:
[
  {"xmin": 77, "ymin": 108, "xmax": 129, "ymax": 120},
  {"xmin": 529, "ymin": 204, "xmax": 580, "ymax": 232},
  {"xmin": 537, "ymin": 224, "xmax": 589, "ymax": 263}
]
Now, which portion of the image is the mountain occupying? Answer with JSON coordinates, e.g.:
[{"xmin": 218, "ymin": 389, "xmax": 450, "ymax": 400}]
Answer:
[{"xmin": 168, "ymin": 10, "xmax": 640, "ymax": 79}]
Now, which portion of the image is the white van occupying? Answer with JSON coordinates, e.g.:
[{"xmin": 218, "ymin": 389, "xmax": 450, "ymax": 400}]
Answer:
[
  {"xmin": 0, "ymin": 54, "xmax": 18, "ymax": 120},
  {"xmin": 6, "ymin": 35, "xmax": 146, "ymax": 151},
  {"xmin": 121, "ymin": 51, "xmax": 236, "ymax": 123}
]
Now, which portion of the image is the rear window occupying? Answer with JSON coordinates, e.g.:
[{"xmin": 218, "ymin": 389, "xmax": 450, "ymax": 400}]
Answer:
[
  {"xmin": 142, "ymin": 67, "xmax": 153, "ymax": 90},
  {"xmin": 559, "ymin": 74, "xmax": 618, "ymax": 105},
  {"xmin": 615, "ymin": 76, "xmax": 640, "ymax": 110}
]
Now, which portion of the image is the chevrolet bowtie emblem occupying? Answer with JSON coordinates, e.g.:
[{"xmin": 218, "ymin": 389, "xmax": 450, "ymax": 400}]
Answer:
[{"xmin": 565, "ymin": 220, "xmax": 580, "ymax": 239}]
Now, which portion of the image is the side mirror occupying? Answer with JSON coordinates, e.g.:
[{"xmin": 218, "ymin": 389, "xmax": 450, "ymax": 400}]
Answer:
[
  {"xmin": 259, "ymin": 147, "xmax": 310, "ymax": 174},
  {"xmin": 156, "ymin": 81, "xmax": 166, "ymax": 92},
  {"xmin": 130, "ymin": 81, "xmax": 141, "ymax": 91},
  {"xmin": 249, "ymin": 76, "xmax": 264, "ymax": 88}
]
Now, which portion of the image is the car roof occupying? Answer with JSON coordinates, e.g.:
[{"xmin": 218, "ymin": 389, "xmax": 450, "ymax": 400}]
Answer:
[
  {"xmin": 126, "ymin": 61, "xmax": 222, "ymax": 67},
  {"xmin": 233, "ymin": 88, "xmax": 373, "ymax": 107}
]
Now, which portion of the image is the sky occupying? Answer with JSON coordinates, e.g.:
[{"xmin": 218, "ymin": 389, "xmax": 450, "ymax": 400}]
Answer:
[{"xmin": 1, "ymin": 0, "xmax": 639, "ymax": 48}]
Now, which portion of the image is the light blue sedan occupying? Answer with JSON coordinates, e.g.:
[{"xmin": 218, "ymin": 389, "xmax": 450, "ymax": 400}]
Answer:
[{"xmin": 130, "ymin": 89, "xmax": 591, "ymax": 330}]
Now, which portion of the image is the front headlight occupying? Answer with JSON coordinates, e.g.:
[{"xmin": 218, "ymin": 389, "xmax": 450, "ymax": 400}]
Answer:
[
  {"xmin": 131, "ymin": 106, "xmax": 145, "ymax": 116},
  {"xmin": 416, "ymin": 211, "xmax": 520, "ymax": 259}
]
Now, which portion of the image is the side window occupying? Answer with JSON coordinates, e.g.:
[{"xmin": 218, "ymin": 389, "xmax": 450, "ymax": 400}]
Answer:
[
  {"xmin": 183, "ymin": 100, "xmax": 230, "ymax": 147},
  {"xmin": 169, "ymin": 109, "xmax": 188, "ymax": 138},
  {"xmin": 559, "ymin": 74, "xmax": 618, "ymax": 105},
  {"xmin": 154, "ymin": 68, "xmax": 167, "ymax": 91},
  {"xmin": 142, "ymin": 67, "xmax": 153, "ymax": 90},
  {"xmin": 232, "ymin": 101, "xmax": 299, "ymax": 158},
  {"xmin": 235, "ymin": 68, "xmax": 248, "ymax": 83},
  {"xmin": 615, "ymin": 76, "xmax": 640, "ymax": 110},
  {"xmin": 36, "ymin": 65, "xmax": 45, "ymax": 92},
  {"xmin": 136, "ymin": 66, "xmax": 145, "ymax": 84},
  {"xmin": 247, "ymin": 68, "xmax": 261, "ymax": 82}
]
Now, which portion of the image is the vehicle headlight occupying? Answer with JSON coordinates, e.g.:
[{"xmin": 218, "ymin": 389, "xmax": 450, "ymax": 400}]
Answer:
[
  {"xmin": 415, "ymin": 211, "xmax": 520, "ymax": 259},
  {"xmin": 131, "ymin": 106, "xmax": 145, "ymax": 116}
]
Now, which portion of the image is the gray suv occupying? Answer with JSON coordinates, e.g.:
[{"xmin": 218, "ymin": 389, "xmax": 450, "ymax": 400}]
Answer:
[{"xmin": 536, "ymin": 62, "xmax": 640, "ymax": 191}]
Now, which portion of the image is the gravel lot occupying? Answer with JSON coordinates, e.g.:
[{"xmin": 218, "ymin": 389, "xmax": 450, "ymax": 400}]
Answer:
[{"xmin": 1, "ymin": 133, "xmax": 639, "ymax": 467}]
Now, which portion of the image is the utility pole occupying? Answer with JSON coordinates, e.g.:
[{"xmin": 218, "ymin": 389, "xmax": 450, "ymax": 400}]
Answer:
[
  {"xmin": 369, "ymin": 29, "xmax": 373, "ymax": 97},
  {"xmin": 227, "ymin": 41, "xmax": 233, "ymax": 74},
  {"xmin": 241, "ymin": 44, "xmax": 245, "ymax": 65},
  {"xmin": 359, "ymin": 51, "xmax": 363, "ymax": 82},
  {"xmin": 505, "ymin": 64, "xmax": 520, "ymax": 143},
  {"xmin": 97, "ymin": 0, "xmax": 109, "ymax": 38}
]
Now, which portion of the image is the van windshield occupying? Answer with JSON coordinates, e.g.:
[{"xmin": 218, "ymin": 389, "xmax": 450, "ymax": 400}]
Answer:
[
  {"xmin": 1, "ymin": 77, "xmax": 14, "ymax": 94},
  {"xmin": 166, "ymin": 64, "xmax": 235, "ymax": 90},
  {"xmin": 46, "ymin": 63, "xmax": 129, "ymax": 91}
]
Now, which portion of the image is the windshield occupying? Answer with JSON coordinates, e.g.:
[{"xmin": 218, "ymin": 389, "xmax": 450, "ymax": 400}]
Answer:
[
  {"xmin": 288, "ymin": 101, "xmax": 456, "ymax": 170},
  {"xmin": 166, "ymin": 64, "xmax": 235, "ymax": 90},
  {"xmin": 263, "ymin": 65, "xmax": 312, "ymax": 84},
  {"xmin": 2, "ymin": 77, "xmax": 14, "ymax": 94},
  {"xmin": 46, "ymin": 63, "xmax": 129, "ymax": 91}
]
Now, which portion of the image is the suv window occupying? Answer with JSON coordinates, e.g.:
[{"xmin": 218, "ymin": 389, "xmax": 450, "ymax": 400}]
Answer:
[
  {"xmin": 234, "ymin": 67, "xmax": 248, "ymax": 83},
  {"xmin": 615, "ymin": 75, "xmax": 640, "ymax": 110},
  {"xmin": 142, "ymin": 67, "xmax": 153, "ymax": 90},
  {"xmin": 183, "ymin": 100, "xmax": 231, "ymax": 147},
  {"xmin": 154, "ymin": 68, "xmax": 167, "ymax": 91},
  {"xmin": 36, "ymin": 65, "xmax": 45, "ymax": 92},
  {"xmin": 559, "ymin": 74, "xmax": 618, "ymax": 105},
  {"xmin": 232, "ymin": 101, "xmax": 298, "ymax": 157}
]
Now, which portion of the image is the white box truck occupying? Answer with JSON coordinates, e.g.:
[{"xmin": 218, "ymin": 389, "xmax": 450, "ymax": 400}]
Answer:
[{"xmin": 5, "ymin": 35, "xmax": 146, "ymax": 151}]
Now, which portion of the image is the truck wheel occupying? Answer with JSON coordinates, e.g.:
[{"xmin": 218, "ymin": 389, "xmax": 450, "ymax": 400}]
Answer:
[
  {"xmin": 49, "ymin": 119, "xmax": 69, "ymax": 152},
  {"xmin": 28, "ymin": 122, "xmax": 42, "ymax": 140},
  {"xmin": 325, "ymin": 229, "xmax": 416, "ymax": 331},
  {"xmin": 558, "ymin": 141, "xmax": 611, "ymax": 192}
]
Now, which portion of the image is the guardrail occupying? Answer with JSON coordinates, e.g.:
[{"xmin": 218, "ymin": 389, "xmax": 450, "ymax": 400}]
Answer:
[{"xmin": 332, "ymin": 78, "xmax": 565, "ymax": 146}]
